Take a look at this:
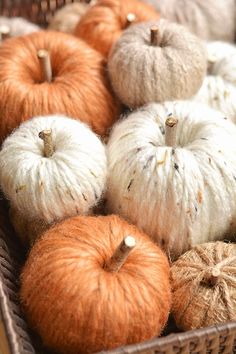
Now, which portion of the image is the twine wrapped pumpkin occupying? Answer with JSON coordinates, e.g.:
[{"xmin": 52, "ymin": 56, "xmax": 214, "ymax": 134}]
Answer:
[{"xmin": 171, "ymin": 242, "xmax": 236, "ymax": 330}]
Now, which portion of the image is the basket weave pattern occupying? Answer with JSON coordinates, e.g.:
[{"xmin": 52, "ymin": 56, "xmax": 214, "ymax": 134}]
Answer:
[{"xmin": 0, "ymin": 1, "xmax": 236, "ymax": 353}]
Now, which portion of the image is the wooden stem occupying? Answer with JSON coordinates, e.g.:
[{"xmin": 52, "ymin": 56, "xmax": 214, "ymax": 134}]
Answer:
[
  {"xmin": 104, "ymin": 236, "xmax": 136, "ymax": 272},
  {"xmin": 126, "ymin": 13, "xmax": 136, "ymax": 25},
  {"xmin": 208, "ymin": 268, "xmax": 220, "ymax": 286},
  {"xmin": 165, "ymin": 116, "xmax": 178, "ymax": 147},
  {"xmin": 150, "ymin": 26, "xmax": 159, "ymax": 46},
  {"xmin": 37, "ymin": 49, "xmax": 52, "ymax": 83},
  {"xmin": 0, "ymin": 25, "xmax": 10, "ymax": 42},
  {"xmin": 39, "ymin": 130, "xmax": 54, "ymax": 158}
]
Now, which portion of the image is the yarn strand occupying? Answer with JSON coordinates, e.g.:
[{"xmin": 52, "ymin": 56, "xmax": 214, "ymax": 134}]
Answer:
[
  {"xmin": 165, "ymin": 116, "xmax": 178, "ymax": 147},
  {"xmin": 37, "ymin": 49, "xmax": 52, "ymax": 83},
  {"xmin": 104, "ymin": 236, "xmax": 136, "ymax": 272},
  {"xmin": 39, "ymin": 129, "xmax": 54, "ymax": 158}
]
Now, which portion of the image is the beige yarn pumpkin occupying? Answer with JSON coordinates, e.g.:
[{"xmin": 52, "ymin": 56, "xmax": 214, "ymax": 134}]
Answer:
[
  {"xmin": 171, "ymin": 242, "xmax": 236, "ymax": 331},
  {"xmin": 108, "ymin": 19, "xmax": 207, "ymax": 108},
  {"xmin": 145, "ymin": 0, "xmax": 235, "ymax": 42},
  {"xmin": 48, "ymin": 2, "xmax": 91, "ymax": 34}
]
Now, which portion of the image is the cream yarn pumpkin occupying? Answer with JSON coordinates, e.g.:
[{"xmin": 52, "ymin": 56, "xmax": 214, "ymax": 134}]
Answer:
[
  {"xmin": 0, "ymin": 17, "xmax": 40, "ymax": 37},
  {"xmin": 171, "ymin": 242, "xmax": 236, "ymax": 330},
  {"xmin": 107, "ymin": 101, "xmax": 236, "ymax": 259},
  {"xmin": 108, "ymin": 20, "xmax": 207, "ymax": 108},
  {"xmin": 144, "ymin": 0, "xmax": 235, "ymax": 42},
  {"xmin": 0, "ymin": 115, "xmax": 107, "ymax": 225},
  {"xmin": 48, "ymin": 2, "xmax": 91, "ymax": 34},
  {"xmin": 193, "ymin": 41, "xmax": 236, "ymax": 123}
]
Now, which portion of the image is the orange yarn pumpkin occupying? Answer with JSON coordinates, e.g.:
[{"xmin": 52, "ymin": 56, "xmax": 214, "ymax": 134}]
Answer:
[
  {"xmin": 20, "ymin": 215, "xmax": 171, "ymax": 354},
  {"xmin": 0, "ymin": 31, "xmax": 120, "ymax": 140},
  {"xmin": 74, "ymin": 0, "xmax": 159, "ymax": 57}
]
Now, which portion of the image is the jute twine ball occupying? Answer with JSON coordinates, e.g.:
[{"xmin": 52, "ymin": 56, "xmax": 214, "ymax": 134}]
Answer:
[
  {"xmin": 144, "ymin": 0, "xmax": 235, "ymax": 42},
  {"xmin": 0, "ymin": 31, "xmax": 120, "ymax": 140},
  {"xmin": 48, "ymin": 2, "xmax": 91, "ymax": 34},
  {"xmin": 20, "ymin": 214, "xmax": 171, "ymax": 354},
  {"xmin": 107, "ymin": 101, "xmax": 236, "ymax": 259},
  {"xmin": 0, "ymin": 115, "xmax": 107, "ymax": 228},
  {"xmin": 0, "ymin": 17, "xmax": 40, "ymax": 38},
  {"xmin": 74, "ymin": 0, "xmax": 159, "ymax": 57},
  {"xmin": 193, "ymin": 41, "xmax": 236, "ymax": 123},
  {"xmin": 171, "ymin": 242, "xmax": 236, "ymax": 330},
  {"xmin": 108, "ymin": 20, "xmax": 207, "ymax": 108}
]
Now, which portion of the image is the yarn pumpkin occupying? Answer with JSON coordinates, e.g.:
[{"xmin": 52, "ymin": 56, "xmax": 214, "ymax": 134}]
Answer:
[
  {"xmin": 193, "ymin": 41, "xmax": 236, "ymax": 123},
  {"xmin": 108, "ymin": 20, "xmax": 207, "ymax": 108},
  {"xmin": 48, "ymin": 2, "xmax": 91, "ymax": 34},
  {"xmin": 107, "ymin": 101, "xmax": 236, "ymax": 259},
  {"xmin": 0, "ymin": 31, "xmax": 120, "ymax": 140},
  {"xmin": 144, "ymin": 0, "xmax": 235, "ymax": 42},
  {"xmin": 20, "ymin": 214, "xmax": 171, "ymax": 354},
  {"xmin": 0, "ymin": 115, "xmax": 107, "ymax": 229},
  {"xmin": 74, "ymin": 0, "xmax": 159, "ymax": 57},
  {"xmin": 0, "ymin": 16, "xmax": 40, "ymax": 37},
  {"xmin": 171, "ymin": 242, "xmax": 236, "ymax": 330}
]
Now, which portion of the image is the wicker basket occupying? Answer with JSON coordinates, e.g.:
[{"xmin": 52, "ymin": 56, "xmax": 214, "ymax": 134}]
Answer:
[{"xmin": 0, "ymin": 1, "xmax": 236, "ymax": 353}]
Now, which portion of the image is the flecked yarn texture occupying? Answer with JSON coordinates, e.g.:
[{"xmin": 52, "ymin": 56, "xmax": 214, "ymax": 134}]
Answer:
[
  {"xmin": 108, "ymin": 20, "xmax": 207, "ymax": 108},
  {"xmin": 0, "ymin": 115, "xmax": 107, "ymax": 225},
  {"xmin": 193, "ymin": 41, "xmax": 236, "ymax": 123},
  {"xmin": 20, "ymin": 214, "xmax": 171, "ymax": 354},
  {"xmin": 0, "ymin": 31, "xmax": 120, "ymax": 140},
  {"xmin": 107, "ymin": 101, "xmax": 236, "ymax": 259},
  {"xmin": 144, "ymin": 0, "xmax": 235, "ymax": 42},
  {"xmin": 74, "ymin": 0, "xmax": 159, "ymax": 57},
  {"xmin": 48, "ymin": 2, "xmax": 90, "ymax": 33},
  {"xmin": 171, "ymin": 242, "xmax": 236, "ymax": 330},
  {"xmin": 0, "ymin": 16, "xmax": 40, "ymax": 37}
]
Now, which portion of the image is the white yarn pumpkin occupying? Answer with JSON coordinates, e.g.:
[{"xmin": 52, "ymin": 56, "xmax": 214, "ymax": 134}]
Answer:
[
  {"xmin": 0, "ymin": 115, "xmax": 107, "ymax": 224},
  {"xmin": 107, "ymin": 101, "xmax": 236, "ymax": 259},
  {"xmin": 0, "ymin": 17, "xmax": 40, "ymax": 37},
  {"xmin": 193, "ymin": 41, "xmax": 236, "ymax": 123},
  {"xmin": 108, "ymin": 19, "xmax": 207, "ymax": 108}
]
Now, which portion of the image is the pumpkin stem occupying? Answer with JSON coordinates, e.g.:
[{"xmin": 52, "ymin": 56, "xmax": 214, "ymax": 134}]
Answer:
[
  {"xmin": 39, "ymin": 129, "xmax": 54, "ymax": 158},
  {"xmin": 104, "ymin": 236, "xmax": 136, "ymax": 272},
  {"xmin": 165, "ymin": 116, "xmax": 178, "ymax": 147},
  {"xmin": 150, "ymin": 26, "xmax": 159, "ymax": 46},
  {"xmin": 37, "ymin": 49, "xmax": 52, "ymax": 83},
  {"xmin": 0, "ymin": 25, "xmax": 10, "ymax": 42}
]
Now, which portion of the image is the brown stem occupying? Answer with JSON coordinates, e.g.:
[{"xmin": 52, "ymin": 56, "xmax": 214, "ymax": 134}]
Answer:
[
  {"xmin": 104, "ymin": 236, "xmax": 136, "ymax": 272},
  {"xmin": 0, "ymin": 25, "xmax": 10, "ymax": 42},
  {"xmin": 126, "ymin": 13, "xmax": 136, "ymax": 25},
  {"xmin": 165, "ymin": 116, "xmax": 178, "ymax": 147},
  {"xmin": 150, "ymin": 26, "xmax": 159, "ymax": 46},
  {"xmin": 208, "ymin": 268, "xmax": 220, "ymax": 286},
  {"xmin": 37, "ymin": 49, "xmax": 52, "ymax": 83},
  {"xmin": 39, "ymin": 130, "xmax": 54, "ymax": 158}
]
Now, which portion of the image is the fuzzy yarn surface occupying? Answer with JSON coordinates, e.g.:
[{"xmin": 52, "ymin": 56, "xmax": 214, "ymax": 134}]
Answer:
[
  {"xmin": 0, "ymin": 16, "xmax": 40, "ymax": 37},
  {"xmin": 20, "ymin": 214, "xmax": 171, "ymax": 354},
  {"xmin": 193, "ymin": 41, "xmax": 236, "ymax": 123},
  {"xmin": 108, "ymin": 20, "xmax": 207, "ymax": 108},
  {"xmin": 74, "ymin": 0, "xmax": 159, "ymax": 58},
  {"xmin": 0, "ymin": 115, "xmax": 107, "ymax": 225},
  {"xmin": 171, "ymin": 242, "xmax": 236, "ymax": 330},
  {"xmin": 48, "ymin": 2, "xmax": 90, "ymax": 33},
  {"xmin": 144, "ymin": 0, "xmax": 235, "ymax": 42},
  {"xmin": 107, "ymin": 101, "xmax": 236, "ymax": 259},
  {"xmin": 0, "ymin": 31, "xmax": 120, "ymax": 140}
]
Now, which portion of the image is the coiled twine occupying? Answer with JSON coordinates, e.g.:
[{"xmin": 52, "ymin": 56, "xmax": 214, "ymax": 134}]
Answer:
[{"xmin": 171, "ymin": 242, "xmax": 236, "ymax": 330}]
